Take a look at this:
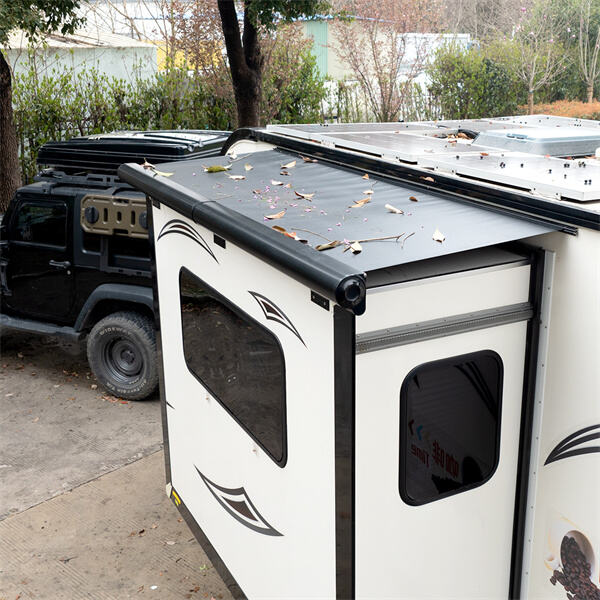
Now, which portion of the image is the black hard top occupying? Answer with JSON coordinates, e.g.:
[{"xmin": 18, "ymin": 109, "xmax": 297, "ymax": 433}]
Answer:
[
  {"xmin": 119, "ymin": 145, "xmax": 554, "ymax": 313},
  {"xmin": 37, "ymin": 130, "xmax": 230, "ymax": 175}
]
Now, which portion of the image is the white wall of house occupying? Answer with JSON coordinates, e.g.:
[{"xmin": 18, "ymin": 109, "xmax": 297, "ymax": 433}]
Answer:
[{"xmin": 4, "ymin": 30, "xmax": 157, "ymax": 82}]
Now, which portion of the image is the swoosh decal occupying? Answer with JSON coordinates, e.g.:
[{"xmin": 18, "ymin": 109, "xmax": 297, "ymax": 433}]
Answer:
[
  {"xmin": 545, "ymin": 424, "xmax": 600, "ymax": 465},
  {"xmin": 157, "ymin": 219, "xmax": 218, "ymax": 263},
  {"xmin": 196, "ymin": 467, "xmax": 283, "ymax": 536},
  {"xmin": 248, "ymin": 291, "xmax": 306, "ymax": 346}
]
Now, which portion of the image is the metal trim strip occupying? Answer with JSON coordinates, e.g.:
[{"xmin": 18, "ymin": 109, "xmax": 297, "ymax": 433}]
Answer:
[{"xmin": 356, "ymin": 302, "xmax": 534, "ymax": 354}]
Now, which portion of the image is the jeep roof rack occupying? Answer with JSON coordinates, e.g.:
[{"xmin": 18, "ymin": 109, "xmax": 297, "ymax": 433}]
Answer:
[{"xmin": 36, "ymin": 129, "xmax": 231, "ymax": 175}]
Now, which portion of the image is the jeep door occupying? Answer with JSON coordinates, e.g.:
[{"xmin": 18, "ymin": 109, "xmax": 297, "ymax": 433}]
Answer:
[{"xmin": 5, "ymin": 197, "xmax": 75, "ymax": 322}]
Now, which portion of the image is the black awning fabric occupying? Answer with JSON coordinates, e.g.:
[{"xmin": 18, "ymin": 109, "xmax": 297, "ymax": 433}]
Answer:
[{"xmin": 147, "ymin": 148, "xmax": 555, "ymax": 274}]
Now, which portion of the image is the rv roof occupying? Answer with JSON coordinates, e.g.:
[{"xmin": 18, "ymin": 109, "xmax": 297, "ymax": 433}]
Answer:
[{"xmin": 266, "ymin": 116, "xmax": 600, "ymax": 206}]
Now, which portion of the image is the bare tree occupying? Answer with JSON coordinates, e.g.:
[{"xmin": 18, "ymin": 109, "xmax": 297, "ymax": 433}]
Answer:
[
  {"xmin": 444, "ymin": 0, "xmax": 531, "ymax": 41},
  {"xmin": 330, "ymin": 0, "xmax": 445, "ymax": 122},
  {"xmin": 578, "ymin": 0, "xmax": 600, "ymax": 103},
  {"xmin": 512, "ymin": 2, "xmax": 570, "ymax": 114}
]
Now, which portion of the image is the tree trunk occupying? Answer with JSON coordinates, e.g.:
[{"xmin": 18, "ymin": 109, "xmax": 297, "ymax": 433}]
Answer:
[
  {"xmin": 586, "ymin": 83, "xmax": 594, "ymax": 103},
  {"xmin": 527, "ymin": 90, "xmax": 534, "ymax": 115},
  {"xmin": 218, "ymin": 0, "xmax": 263, "ymax": 128},
  {"xmin": 0, "ymin": 50, "xmax": 21, "ymax": 213}
]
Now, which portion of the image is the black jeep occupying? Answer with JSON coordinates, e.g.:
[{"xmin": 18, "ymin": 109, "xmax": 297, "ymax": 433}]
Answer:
[{"xmin": 0, "ymin": 130, "xmax": 229, "ymax": 399}]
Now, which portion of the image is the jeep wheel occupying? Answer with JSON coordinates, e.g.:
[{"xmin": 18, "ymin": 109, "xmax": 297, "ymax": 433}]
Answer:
[{"xmin": 87, "ymin": 311, "xmax": 158, "ymax": 400}]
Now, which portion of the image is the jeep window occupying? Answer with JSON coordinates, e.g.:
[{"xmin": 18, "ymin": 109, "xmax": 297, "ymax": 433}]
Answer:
[
  {"xmin": 179, "ymin": 267, "xmax": 287, "ymax": 466},
  {"xmin": 13, "ymin": 202, "xmax": 67, "ymax": 247},
  {"xmin": 110, "ymin": 235, "xmax": 148, "ymax": 259}
]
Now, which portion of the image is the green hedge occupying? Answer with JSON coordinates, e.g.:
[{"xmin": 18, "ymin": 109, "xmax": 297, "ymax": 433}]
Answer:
[
  {"xmin": 427, "ymin": 44, "xmax": 521, "ymax": 120},
  {"xmin": 12, "ymin": 42, "xmax": 326, "ymax": 183}
]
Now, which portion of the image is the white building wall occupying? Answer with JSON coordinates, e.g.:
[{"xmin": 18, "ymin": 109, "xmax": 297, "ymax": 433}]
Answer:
[{"xmin": 6, "ymin": 45, "xmax": 156, "ymax": 81}]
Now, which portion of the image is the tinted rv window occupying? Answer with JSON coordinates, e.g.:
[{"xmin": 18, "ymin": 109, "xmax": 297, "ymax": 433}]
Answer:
[
  {"xmin": 179, "ymin": 268, "xmax": 286, "ymax": 465},
  {"xmin": 400, "ymin": 351, "xmax": 503, "ymax": 505}
]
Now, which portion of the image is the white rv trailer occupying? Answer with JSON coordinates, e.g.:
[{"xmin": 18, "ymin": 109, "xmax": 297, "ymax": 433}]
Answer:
[{"xmin": 119, "ymin": 115, "xmax": 600, "ymax": 600}]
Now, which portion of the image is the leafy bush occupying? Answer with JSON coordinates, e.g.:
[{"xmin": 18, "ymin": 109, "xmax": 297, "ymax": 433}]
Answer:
[
  {"xmin": 427, "ymin": 44, "xmax": 521, "ymax": 119},
  {"xmin": 262, "ymin": 39, "xmax": 326, "ymax": 124},
  {"xmin": 12, "ymin": 39, "xmax": 326, "ymax": 183}
]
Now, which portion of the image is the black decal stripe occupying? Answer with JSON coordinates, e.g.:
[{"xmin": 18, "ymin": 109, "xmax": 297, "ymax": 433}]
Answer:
[
  {"xmin": 546, "ymin": 431, "xmax": 600, "ymax": 464},
  {"xmin": 547, "ymin": 424, "xmax": 600, "ymax": 457},
  {"xmin": 544, "ymin": 425, "xmax": 600, "ymax": 465},
  {"xmin": 196, "ymin": 467, "xmax": 283, "ymax": 537},
  {"xmin": 249, "ymin": 291, "xmax": 306, "ymax": 347},
  {"xmin": 157, "ymin": 219, "xmax": 218, "ymax": 263},
  {"xmin": 545, "ymin": 446, "xmax": 600, "ymax": 465}
]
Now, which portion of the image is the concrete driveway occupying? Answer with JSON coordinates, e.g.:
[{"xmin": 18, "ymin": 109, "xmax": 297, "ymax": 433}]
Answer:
[{"xmin": 0, "ymin": 332, "xmax": 234, "ymax": 600}]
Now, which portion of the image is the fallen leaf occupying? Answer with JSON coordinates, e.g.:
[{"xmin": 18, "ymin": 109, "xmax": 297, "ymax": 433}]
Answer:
[
  {"xmin": 349, "ymin": 241, "xmax": 363, "ymax": 254},
  {"xmin": 480, "ymin": 152, "xmax": 489, "ymax": 157},
  {"xmin": 362, "ymin": 173, "xmax": 369, "ymax": 180},
  {"xmin": 272, "ymin": 225, "xmax": 287, "ymax": 233},
  {"xmin": 385, "ymin": 203, "xmax": 404, "ymax": 214},
  {"xmin": 281, "ymin": 160, "xmax": 296, "ymax": 169},
  {"xmin": 141, "ymin": 159, "xmax": 155, "ymax": 170},
  {"xmin": 284, "ymin": 183, "xmax": 292, "ymax": 188},
  {"xmin": 351, "ymin": 197, "xmax": 371, "ymax": 208},
  {"xmin": 270, "ymin": 180, "xmax": 284, "ymax": 186},
  {"xmin": 409, "ymin": 196, "xmax": 418, "ymax": 202},
  {"xmin": 363, "ymin": 189, "xmax": 374, "ymax": 195},
  {"xmin": 265, "ymin": 210, "xmax": 286, "ymax": 220},
  {"xmin": 153, "ymin": 170, "xmax": 173, "ymax": 177},
  {"xmin": 433, "ymin": 227, "xmax": 446, "ymax": 243},
  {"xmin": 17, "ymin": 352, "xmax": 24, "ymax": 359},
  {"xmin": 252, "ymin": 189, "xmax": 262, "ymax": 194},
  {"xmin": 295, "ymin": 191, "xmax": 314, "ymax": 200},
  {"xmin": 228, "ymin": 175, "xmax": 245, "ymax": 181},
  {"xmin": 244, "ymin": 163, "xmax": 253, "ymax": 171},
  {"xmin": 138, "ymin": 529, "xmax": 145, "ymax": 536},
  {"xmin": 420, "ymin": 176, "xmax": 435, "ymax": 182},
  {"xmin": 279, "ymin": 170, "xmax": 290, "ymax": 176},
  {"xmin": 166, "ymin": 541, "xmax": 176, "ymax": 546},
  {"xmin": 203, "ymin": 165, "xmax": 231, "ymax": 173},
  {"xmin": 151, "ymin": 523, "xmax": 158, "ymax": 529},
  {"xmin": 301, "ymin": 156, "xmax": 318, "ymax": 163},
  {"xmin": 315, "ymin": 240, "xmax": 342, "ymax": 251},
  {"xmin": 91, "ymin": 384, "xmax": 98, "ymax": 390}
]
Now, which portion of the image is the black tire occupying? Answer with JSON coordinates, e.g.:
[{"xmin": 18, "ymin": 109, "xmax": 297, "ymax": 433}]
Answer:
[{"xmin": 87, "ymin": 311, "xmax": 158, "ymax": 400}]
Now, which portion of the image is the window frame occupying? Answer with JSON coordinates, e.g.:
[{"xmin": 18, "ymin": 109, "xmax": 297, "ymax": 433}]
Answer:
[
  {"xmin": 11, "ymin": 199, "xmax": 68, "ymax": 250},
  {"xmin": 179, "ymin": 267, "xmax": 288, "ymax": 467},
  {"xmin": 399, "ymin": 349, "xmax": 504, "ymax": 506}
]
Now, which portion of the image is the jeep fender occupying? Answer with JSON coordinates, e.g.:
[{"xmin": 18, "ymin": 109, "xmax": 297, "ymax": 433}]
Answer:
[{"xmin": 74, "ymin": 284, "xmax": 154, "ymax": 332}]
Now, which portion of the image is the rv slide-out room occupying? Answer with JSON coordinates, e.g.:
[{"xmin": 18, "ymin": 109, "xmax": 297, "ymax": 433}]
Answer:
[{"xmin": 119, "ymin": 115, "xmax": 600, "ymax": 600}]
